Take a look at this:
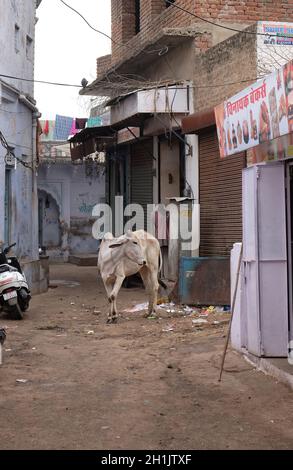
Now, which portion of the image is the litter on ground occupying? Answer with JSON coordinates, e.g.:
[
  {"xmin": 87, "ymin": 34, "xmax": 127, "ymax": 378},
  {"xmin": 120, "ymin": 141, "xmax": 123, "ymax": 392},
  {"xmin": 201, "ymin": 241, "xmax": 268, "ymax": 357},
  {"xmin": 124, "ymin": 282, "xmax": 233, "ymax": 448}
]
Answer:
[
  {"xmin": 162, "ymin": 324, "xmax": 175, "ymax": 332},
  {"xmin": 124, "ymin": 302, "xmax": 148, "ymax": 313},
  {"xmin": 192, "ymin": 319, "xmax": 209, "ymax": 325}
]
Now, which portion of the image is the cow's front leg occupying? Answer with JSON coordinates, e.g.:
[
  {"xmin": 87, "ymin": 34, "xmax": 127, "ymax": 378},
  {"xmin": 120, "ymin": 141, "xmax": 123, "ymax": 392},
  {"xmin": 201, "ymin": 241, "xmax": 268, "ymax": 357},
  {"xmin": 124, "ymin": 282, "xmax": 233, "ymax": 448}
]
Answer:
[
  {"xmin": 104, "ymin": 280, "xmax": 115, "ymax": 323},
  {"xmin": 109, "ymin": 275, "xmax": 124, "ymax": 323}
]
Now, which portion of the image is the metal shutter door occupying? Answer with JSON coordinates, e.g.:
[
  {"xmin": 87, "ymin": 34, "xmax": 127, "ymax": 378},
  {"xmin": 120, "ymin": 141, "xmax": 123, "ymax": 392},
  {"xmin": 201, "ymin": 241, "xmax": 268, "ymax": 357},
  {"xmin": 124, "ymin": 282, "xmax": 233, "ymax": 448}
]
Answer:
[
  {"xmin": 131, "ymin": 140, "xmax": 153, "ymax": 231},
  {"xmin": 199, "ymin": 128, "xmax": 245, "ymax": 257}
]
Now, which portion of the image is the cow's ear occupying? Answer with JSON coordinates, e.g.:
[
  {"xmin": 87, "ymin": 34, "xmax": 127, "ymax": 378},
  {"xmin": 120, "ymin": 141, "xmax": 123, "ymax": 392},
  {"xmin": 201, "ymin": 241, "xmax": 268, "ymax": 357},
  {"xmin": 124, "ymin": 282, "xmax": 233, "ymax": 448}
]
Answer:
[
  {"xmin": 109, "ymin": 239, "xmax": 128, "ymax": 249},
  {"xmin": 126, "ymin": 230, "xmax": 133, "ymax": 239}
]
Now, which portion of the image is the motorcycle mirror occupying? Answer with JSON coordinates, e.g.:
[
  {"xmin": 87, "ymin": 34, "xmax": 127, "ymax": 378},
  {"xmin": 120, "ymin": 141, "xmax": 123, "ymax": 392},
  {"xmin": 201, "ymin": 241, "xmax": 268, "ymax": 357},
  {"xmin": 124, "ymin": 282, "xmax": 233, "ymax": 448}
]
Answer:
[{"xmin": 4, "ymin": 243, "xmax": 16, "ymax": 255}]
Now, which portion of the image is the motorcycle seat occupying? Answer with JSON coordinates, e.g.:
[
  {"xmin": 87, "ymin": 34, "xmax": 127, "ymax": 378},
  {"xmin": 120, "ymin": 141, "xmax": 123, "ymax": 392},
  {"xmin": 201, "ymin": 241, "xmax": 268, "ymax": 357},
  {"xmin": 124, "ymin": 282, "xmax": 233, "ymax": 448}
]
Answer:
[{"xmin": 0, "ymin": 264, "xmax": 18, "ymax": 273}]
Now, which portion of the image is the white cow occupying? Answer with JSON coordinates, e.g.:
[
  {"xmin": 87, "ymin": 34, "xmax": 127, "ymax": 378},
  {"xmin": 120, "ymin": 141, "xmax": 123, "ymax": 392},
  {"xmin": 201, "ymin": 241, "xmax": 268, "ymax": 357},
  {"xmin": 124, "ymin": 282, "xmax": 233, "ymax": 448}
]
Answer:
[{"xmin": 98, "ymin": 230, "xmax": 165, "ymax": 323}]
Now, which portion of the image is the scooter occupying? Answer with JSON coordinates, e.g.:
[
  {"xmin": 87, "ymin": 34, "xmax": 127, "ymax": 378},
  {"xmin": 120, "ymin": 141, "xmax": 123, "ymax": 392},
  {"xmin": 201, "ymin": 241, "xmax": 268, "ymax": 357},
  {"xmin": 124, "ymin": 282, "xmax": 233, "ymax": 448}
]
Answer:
[{"xmin": 0, "ymin": 243, "xmax": 31, "ymax": 320}]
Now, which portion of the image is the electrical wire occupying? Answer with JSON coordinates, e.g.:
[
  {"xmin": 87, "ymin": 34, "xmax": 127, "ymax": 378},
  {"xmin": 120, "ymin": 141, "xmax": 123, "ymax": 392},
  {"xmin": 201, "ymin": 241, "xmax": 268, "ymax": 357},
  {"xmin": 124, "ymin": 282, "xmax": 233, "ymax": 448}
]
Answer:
[
  {"xmin": 165, "ymin": 0, "xmax": 293, "ymax": 39},
  {"xmin": 0, "ymin": 0, "xmax": 272, "ymax": 95},
  {"xmin": 59, "ymin": 0, "xmax": 119, "ymax": 45},
  {"xmin": 0, "ymin": 130, "xmax": 34, "ymax": 170},
  {"xmin": 59, "ymin": 0, "xmax": 169, "ymax": 56},
  {"xmin": 0, "ymin": 73, "xmax": 81, "ymax": 88},
  {"xmin": 0, "ymin": 107, "xmax": 31, "ymax": 115},
  {"xmin": 0, "ymin": 71, "xmax": 263, "ymax": 93}
]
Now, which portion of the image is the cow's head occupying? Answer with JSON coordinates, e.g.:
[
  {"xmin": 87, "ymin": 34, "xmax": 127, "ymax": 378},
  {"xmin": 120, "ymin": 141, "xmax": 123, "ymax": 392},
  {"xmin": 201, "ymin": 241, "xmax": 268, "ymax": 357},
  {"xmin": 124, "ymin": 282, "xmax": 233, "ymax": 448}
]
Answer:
[{"xmin": 109, "ymin": 231, "xmax": 146, "ymax": 266}]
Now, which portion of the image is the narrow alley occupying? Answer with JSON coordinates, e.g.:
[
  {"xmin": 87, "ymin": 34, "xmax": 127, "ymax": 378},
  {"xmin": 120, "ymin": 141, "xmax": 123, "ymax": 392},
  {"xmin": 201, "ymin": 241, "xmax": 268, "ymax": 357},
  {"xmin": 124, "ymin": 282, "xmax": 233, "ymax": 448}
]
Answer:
[{"xmin": 0, "ymin": 265, "xmax": 292, "ymax": 450}]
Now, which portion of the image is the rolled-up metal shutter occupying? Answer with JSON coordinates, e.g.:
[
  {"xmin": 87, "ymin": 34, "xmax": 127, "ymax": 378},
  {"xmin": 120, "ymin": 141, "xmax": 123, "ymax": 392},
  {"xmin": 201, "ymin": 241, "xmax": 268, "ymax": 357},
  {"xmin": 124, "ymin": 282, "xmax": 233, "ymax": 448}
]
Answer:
[
  {"xmin": 199, "ymin": 127, "xmax": 245, "ymax": 257},
  {"xmin": 131, "ymin": 139, "xmax": 153, "ymax": 230}
]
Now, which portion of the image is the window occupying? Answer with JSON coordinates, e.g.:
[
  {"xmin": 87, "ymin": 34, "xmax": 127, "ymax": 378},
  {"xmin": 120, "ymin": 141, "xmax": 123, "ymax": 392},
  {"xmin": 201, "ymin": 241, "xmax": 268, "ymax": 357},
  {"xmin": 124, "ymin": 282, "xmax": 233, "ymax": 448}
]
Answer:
[
  {"xmin": 135, "ymin": 0, "xmax": 140, "ymax": 34},
  {"xmin": 14, "ymin": 24, "xmax": 20, "ymax": 53},
  {"xmin": 26, "ymin": 35, "xmax": 33, "ymax": 61}
]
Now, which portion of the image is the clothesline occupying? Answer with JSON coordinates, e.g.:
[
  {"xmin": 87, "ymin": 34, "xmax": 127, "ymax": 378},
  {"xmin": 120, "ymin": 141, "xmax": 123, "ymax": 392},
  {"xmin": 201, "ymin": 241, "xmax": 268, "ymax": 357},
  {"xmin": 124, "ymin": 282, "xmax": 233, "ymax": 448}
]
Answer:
[{"xmin": 40, "ymin": 114, "xmax": 104, "ymax": 142}]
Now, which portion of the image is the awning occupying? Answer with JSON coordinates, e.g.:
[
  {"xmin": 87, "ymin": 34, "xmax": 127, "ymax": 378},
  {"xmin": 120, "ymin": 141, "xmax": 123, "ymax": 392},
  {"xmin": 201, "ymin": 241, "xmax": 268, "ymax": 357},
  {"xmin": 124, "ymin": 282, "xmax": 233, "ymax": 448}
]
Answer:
[
  {"xmin": 69, "ymin": 125, "xmax": 116, "ymax": 161},
  {"xmin": 181, "ymin": 108, "xmax": 215, "ymax": 134},
  {"xmin": 69, "ymin": 125, "xmax": 115, "ymax": 144},
  {"xmin": 68, "ymin": 114, "xmax": 152, "ymax": 160}
]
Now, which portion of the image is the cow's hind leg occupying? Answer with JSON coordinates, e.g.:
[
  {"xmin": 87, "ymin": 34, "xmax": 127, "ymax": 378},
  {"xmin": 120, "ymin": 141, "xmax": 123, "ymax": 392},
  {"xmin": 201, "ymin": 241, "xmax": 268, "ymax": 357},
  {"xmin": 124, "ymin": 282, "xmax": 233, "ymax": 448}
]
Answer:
[
  {"xmin": 140, "ymin": 267, "xmax": 156, "ymax": 318},
  {"xmin": 147, "ymin": 270, "xmax": 159, "ymax": 318},
  {"xmin": 109, "ymin": 275, "xmax": 124, "ymax": 323}
]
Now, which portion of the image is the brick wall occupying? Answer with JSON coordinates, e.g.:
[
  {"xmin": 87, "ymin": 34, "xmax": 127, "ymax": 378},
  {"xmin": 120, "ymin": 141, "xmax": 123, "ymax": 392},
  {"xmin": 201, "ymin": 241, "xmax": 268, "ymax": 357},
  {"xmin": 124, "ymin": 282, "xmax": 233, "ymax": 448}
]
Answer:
[
  {"xmin": 111, "ymin": 0, "xmax": 137, "ymax": 47},
  {"xmin": 96, "ymin": 54, "xmax": 112, "ymax": 76},
  {"xmin": 193, "ymin": 25, "xmax": 258, "ymax": 113},
  {"xmin": 108, "ymin": 0, "xmax": 293, "ymax": 68}
]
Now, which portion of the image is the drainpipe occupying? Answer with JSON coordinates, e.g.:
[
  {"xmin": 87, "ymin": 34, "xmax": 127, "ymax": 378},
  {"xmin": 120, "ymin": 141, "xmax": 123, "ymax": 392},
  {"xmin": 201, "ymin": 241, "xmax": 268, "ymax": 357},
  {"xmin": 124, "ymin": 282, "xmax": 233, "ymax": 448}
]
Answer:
[{"xmin": 19, "ymin": 94, "xmax": 41, "ymax": 261}]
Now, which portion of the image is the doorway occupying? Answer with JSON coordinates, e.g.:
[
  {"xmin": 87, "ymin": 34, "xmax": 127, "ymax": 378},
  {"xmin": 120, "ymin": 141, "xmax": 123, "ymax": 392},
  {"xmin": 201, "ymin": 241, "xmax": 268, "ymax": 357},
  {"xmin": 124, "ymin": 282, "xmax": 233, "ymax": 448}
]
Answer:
[{"xmin": 38, "ymin": 190, "xmax": 62, "ymax": 250}]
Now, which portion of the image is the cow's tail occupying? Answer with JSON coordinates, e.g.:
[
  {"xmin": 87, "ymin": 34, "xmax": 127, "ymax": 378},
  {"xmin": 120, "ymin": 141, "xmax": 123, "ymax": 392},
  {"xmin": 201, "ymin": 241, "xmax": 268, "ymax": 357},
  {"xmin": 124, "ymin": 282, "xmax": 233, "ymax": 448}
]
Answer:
[
  {"xmin": 158, "ymin": 249, "xmax": 168, "ymax": 290},
  {"xmin": 159, "ymin": 249, "xmax": 163, "ymax": 274}
]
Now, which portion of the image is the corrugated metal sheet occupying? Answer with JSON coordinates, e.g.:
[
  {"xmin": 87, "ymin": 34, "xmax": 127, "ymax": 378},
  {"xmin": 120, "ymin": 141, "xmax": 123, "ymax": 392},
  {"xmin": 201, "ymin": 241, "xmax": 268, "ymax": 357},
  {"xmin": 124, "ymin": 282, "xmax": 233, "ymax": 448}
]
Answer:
[
  {"xmin": 131, "ymin": 140, "xmax": 153, "ymax": 230},
  {"xmin": 199, "ymin": 128, "xmax": 245, "ymax": 257}
]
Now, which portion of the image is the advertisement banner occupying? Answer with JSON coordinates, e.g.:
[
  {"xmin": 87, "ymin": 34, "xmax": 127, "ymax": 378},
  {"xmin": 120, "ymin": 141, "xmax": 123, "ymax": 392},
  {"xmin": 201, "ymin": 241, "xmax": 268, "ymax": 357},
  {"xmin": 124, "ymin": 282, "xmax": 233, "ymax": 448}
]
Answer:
[
  {"xmin": 259, "ymin": 21, "xmax": 293, "ymax": 46},
  {"xmin": 215, "ymin": 59, "xmax": 293, "ymax": 158}
]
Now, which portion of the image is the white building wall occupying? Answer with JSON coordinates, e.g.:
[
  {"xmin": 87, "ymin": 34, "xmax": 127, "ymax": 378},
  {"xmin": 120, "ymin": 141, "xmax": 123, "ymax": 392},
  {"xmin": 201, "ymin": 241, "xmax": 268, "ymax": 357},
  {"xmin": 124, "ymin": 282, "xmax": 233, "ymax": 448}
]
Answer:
[
  {"xmin": 0, "ymin": 1, "xmax": 41, "ymax": 290},
  {"xmin": 0, "ymin": 0, "xmax": 36, "ymax": 96},
  {"xmin": 38, "ymin": 162, "xmax": 105, "ymax": 261}
]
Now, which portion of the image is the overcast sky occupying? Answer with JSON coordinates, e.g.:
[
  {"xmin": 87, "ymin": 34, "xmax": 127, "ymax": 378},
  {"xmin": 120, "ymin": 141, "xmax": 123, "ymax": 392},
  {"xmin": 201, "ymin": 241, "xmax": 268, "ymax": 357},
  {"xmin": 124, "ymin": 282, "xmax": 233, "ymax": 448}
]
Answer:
[{"xmin": 34, "ymin": 0, "xmax": 111, "ymax": 120}]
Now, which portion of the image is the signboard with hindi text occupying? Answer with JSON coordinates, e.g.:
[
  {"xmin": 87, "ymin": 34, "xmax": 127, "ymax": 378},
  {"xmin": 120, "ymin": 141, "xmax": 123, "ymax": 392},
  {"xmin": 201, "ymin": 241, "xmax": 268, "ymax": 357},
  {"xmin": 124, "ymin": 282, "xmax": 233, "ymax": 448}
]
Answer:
[
  {"xmin": 215, "ymin": 59, "xmax": 293, "ymax": 158},
  {"xmin": 259, "ymin": 21, "xmax": 293, "ymax": 47}
]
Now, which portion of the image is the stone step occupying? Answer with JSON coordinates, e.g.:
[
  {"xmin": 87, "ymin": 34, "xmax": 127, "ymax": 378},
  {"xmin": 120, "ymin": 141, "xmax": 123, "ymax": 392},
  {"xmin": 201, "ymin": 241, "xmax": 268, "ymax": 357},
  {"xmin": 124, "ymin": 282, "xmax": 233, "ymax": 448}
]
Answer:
[{"xmin": 68, "ymin": 254, "xmax": 98, "ymax": 267}]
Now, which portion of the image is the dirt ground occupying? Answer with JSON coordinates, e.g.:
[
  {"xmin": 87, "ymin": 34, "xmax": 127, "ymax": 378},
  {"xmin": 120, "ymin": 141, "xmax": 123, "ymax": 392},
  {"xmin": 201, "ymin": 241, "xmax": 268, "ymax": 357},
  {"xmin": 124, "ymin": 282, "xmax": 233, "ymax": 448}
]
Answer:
[{"xmin": 0, "ymin": 264, "xmax": 293, "ymax": 450}]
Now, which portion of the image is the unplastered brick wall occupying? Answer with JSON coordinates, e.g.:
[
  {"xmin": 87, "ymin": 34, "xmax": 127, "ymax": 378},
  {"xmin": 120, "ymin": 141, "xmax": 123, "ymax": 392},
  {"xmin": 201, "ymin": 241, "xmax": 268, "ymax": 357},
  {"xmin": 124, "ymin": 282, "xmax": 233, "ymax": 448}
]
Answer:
[
  {"xmin": 107, "ymin": 0, "xmax": 293, "ymax": 69},
  {"xmin": 193, "ymin": 25, "xmax": 258, "ymax": 113},
  {"xmin": 96, "ymin": 54, "xmax": 112, "ymax": 76}
]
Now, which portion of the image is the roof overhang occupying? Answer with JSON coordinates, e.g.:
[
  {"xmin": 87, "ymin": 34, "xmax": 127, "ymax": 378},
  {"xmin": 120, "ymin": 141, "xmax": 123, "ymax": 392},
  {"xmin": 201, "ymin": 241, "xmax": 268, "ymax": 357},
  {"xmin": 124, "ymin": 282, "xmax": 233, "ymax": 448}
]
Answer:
[
  {"xmin": 181, "ymin": 108, "xmax": 216, "ymax": 134},
  {"xmin": 80, "ymin": 28, "xmax": 200, "ymax": 97}
]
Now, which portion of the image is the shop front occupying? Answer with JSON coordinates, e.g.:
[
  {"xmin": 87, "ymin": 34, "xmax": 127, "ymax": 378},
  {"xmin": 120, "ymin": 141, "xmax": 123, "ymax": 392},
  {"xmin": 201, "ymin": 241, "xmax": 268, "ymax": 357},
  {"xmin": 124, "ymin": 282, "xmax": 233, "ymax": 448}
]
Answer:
[
  {"xmin": 215, "ymin": 59, "xmax": 293, "ymax": 358},
  {"xmin": 181, "ymin": 109, "xmax": 245, "ymax": 305}
]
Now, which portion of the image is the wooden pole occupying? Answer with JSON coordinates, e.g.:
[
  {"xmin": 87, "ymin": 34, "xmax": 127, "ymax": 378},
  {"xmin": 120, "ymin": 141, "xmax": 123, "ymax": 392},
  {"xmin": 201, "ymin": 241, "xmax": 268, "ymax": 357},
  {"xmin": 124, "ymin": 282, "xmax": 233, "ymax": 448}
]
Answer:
[
  {"xmin": 0, "ymin": 329, "xmax": 6, "ymax": 366},
  {"xmin": 218, "ymin": 244, "xmax": 243, "ymax": 382}
]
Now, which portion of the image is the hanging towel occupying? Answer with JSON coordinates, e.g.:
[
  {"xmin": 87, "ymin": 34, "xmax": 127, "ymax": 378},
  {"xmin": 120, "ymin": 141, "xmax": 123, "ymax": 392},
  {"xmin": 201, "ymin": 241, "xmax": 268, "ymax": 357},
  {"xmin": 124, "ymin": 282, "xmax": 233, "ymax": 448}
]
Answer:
[
  {"xmin": 39, "ymin": 120, "xmax": 55, "ymax": 141},
  {"xmin": 87, "ymin": 116, "xmax": 103, "ymax": 128},
  {"xmin": 69, "ymin": 119, "xmax": 79, "ymax": 136},
  {"xmin": 53, "ymin": 115, "xmax": 74, "ymax": 141},
  {"xmin": 43, "ymin": 120, "xmax": 49, "ymax": 135}
]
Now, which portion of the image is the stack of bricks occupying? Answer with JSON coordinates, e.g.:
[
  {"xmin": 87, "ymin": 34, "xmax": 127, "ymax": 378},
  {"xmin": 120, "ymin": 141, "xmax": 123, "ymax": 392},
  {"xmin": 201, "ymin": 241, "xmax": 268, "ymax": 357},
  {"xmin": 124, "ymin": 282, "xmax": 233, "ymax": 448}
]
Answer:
[{"xmin": 96, "ymin": 54, "xmax": 112, "ymax": 77}]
